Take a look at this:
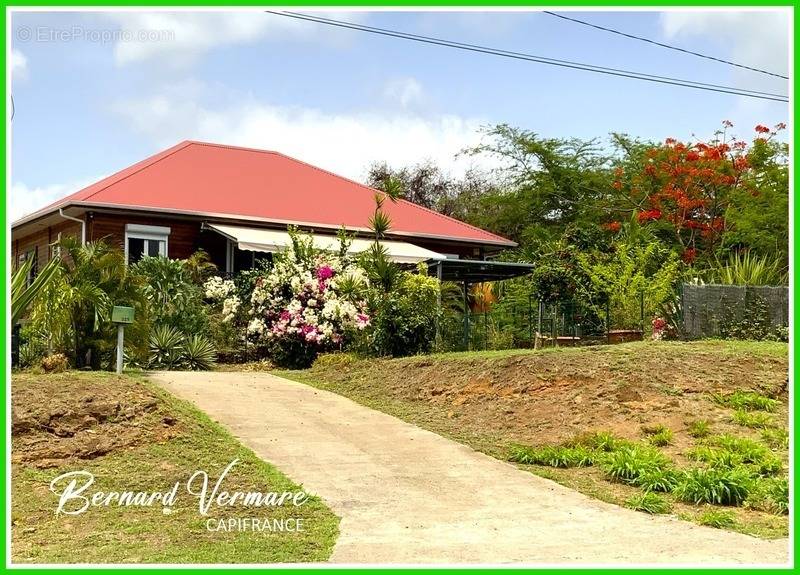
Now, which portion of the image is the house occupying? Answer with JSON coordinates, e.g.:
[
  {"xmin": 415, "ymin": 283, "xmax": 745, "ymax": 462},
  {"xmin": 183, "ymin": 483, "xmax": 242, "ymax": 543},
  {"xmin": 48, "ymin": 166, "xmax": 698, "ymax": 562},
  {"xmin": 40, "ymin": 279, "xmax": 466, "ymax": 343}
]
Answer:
[{"xmin": 12, "ymin": 141, "xmax": 520, "ymax": 276}]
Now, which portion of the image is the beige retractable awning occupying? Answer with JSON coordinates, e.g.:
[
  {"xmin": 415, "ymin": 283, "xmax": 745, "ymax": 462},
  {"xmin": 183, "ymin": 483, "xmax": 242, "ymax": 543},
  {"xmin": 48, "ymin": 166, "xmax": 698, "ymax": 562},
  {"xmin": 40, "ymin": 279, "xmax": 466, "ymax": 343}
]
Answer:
[{"xmin": 207, "ymin": 223, "xmax": 444, "ymax": 264}]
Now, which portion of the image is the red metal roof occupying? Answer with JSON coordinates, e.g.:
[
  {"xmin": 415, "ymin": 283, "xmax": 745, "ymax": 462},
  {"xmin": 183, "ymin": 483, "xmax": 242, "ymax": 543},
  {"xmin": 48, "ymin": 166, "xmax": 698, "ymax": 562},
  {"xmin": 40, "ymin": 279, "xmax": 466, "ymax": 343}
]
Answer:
[{"xmin": 17, "ymin": 141, "xmax": 514, "ymax": 247}]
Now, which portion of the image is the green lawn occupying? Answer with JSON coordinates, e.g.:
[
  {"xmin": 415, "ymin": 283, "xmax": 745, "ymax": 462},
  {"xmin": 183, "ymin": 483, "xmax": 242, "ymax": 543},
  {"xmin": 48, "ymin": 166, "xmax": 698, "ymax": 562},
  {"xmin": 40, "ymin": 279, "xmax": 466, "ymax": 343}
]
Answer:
[{"xmin": 11, "ymin": 372, "xmax": 339, "ymax": 564}]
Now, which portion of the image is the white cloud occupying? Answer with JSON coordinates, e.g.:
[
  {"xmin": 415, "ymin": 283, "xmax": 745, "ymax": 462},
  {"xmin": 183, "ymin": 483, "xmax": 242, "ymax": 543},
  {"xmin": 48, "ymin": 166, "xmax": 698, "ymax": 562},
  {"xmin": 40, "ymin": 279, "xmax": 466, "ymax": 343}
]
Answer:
[
  {"xmin": 11, "ymin": 49, "xmax": 27, "ymax": 81},
  {"xmin": 106, "ymin": 11, "xmax": 366, "ymax": 67},
  {"xmin": 111, "ymin": 89, "xmax": 492, "ymax": 181},
  {"xmin": 10, "ymin": 177, "xmax": 100, "ymax": 222},
  {"xmin": 660, "ymin": 10, "xmax": 790, "ymax": 97},
  {"xmin": 382, "ymin": 77, "xmax": 424, "ymax": 108}
]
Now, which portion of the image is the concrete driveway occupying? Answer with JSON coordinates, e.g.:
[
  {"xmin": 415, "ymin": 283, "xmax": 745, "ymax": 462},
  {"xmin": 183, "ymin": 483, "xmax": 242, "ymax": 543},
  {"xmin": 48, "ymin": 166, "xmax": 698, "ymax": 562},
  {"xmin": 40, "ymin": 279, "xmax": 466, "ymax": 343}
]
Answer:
[{"xmin": 151, "ymin": 371, "xmax": 789, "ymax": 566}]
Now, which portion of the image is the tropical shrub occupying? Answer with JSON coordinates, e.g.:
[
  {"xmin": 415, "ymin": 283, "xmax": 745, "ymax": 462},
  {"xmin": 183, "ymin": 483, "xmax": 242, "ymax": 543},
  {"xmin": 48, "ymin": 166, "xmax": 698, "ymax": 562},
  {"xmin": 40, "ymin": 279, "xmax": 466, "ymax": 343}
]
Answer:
[
  {"xmin": 18, "ymin": 343, "xmax": 42, "ymax": 369},
  {"xmin": 365, "ymin": 266, "xmax": 441, "ymax": 357},
  {"xmin": 131, "ymin": 255, "xmax": 209, "ymax": 334},
  {"xmin": 530, "ymin": 260, "xmax": 579, "ymax": 304},
  {"xmin": 12, "ymin": 256, "xmax": 61, "ymax": 325},
  {"xmin": 577, "ymin": 223, "xmax": 682, "ymax": 331},
  {"xmin": 714, "ymin": 251, "xmax": 787, "ymax": 286},
  {"xmin": 26, "ymin": 238, "xmax": 148, "ymax": 369}
]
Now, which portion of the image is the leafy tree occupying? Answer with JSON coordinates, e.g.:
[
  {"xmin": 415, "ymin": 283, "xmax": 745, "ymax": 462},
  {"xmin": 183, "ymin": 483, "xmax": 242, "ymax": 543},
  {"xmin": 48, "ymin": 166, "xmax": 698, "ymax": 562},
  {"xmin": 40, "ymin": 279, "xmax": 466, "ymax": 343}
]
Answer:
[
  {"xmin": 465, "ymin": 124, "xmax": 613, "ymax": 247},
  {"xmin": 367, "ymin": 161, "xmax": 497, "ymax": 221},
  {"xmin": 723, "ymin": 135, "xmax": 789, "ymax": 266}
]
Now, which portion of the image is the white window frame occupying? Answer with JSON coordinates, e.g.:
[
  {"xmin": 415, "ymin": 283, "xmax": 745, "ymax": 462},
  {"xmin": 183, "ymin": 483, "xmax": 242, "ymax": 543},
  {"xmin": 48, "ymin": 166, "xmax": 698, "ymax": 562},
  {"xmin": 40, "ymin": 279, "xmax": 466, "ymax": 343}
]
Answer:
[{"xmin": 124, "ymin": 224, "xmax": 171, "ymax": 263}]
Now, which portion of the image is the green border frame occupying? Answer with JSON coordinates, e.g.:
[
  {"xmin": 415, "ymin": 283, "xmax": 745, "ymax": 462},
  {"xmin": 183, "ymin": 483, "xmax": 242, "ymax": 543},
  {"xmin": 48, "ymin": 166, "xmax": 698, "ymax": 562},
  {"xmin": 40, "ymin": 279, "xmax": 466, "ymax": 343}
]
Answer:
[{"xmin": 1, "ymin": 2, "xmax": 795, "ymax": 572}]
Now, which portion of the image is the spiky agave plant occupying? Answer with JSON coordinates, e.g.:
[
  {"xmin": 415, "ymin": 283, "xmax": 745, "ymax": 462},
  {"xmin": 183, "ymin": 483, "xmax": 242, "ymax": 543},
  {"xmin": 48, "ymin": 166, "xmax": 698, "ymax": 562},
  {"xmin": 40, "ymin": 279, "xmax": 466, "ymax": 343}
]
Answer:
[
  {"xmin": 182, "ymin": 334, "xmax": 217, "ymax": 371},
  {"xmin": 148, "ymin": 325, "xmax": 186, "ymax": 370},
  {"xmin": 715, "ymin": 251, "xmax": 787, "ymax": 286}
]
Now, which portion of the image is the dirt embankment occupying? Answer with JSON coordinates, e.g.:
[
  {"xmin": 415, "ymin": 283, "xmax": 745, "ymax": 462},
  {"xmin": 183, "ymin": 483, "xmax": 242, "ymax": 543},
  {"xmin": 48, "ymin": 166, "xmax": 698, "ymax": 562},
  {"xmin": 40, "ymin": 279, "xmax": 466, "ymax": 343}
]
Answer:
[
  {"xmin": 12, "ymin": 372, "xmax": 181, "ymax": 468},
  {"xmin": 304, "ymin": 341, "xmax": 788, "ymax": 459}
]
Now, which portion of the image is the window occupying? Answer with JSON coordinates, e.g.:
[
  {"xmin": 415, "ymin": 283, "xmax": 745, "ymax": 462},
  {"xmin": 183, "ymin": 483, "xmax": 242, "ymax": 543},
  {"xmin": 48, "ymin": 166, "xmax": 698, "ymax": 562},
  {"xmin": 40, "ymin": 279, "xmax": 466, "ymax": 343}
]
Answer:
[
  {"xmin": 225, "ymin": 240, "xmax": 272, "ymax": 274},
  {"xmin": 125, "ymin": 224, "xmax": 170, "ymax": 264}
]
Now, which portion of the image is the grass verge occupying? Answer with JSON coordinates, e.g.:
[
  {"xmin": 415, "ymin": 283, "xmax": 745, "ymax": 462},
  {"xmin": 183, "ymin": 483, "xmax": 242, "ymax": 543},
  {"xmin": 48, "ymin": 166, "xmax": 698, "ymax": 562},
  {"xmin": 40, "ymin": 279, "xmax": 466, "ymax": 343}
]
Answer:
[{"xmin": 11, "ymin": 371, "xmax": 339, "ymax": 564}]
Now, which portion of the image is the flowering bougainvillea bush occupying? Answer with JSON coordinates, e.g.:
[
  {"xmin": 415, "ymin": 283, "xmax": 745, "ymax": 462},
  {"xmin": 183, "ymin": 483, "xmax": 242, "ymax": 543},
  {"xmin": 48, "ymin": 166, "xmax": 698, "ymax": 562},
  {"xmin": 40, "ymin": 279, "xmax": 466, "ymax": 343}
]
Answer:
[{"xmin": 205, "ymin": 230, "xmax": 370, "ymax": 369}]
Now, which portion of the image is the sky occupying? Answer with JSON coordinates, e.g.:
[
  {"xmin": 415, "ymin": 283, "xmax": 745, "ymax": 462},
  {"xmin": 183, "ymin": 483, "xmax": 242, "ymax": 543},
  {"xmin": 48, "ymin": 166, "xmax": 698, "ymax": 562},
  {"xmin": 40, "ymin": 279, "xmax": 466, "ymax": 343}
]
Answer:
[{"xmin": 8, "ymin": 8, "xmax": 792, "ymax": 221}]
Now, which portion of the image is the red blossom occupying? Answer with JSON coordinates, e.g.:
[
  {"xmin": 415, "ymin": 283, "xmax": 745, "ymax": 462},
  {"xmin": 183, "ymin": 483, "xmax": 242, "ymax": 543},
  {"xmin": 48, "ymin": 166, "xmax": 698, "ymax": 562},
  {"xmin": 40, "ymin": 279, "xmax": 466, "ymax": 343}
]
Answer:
[
  {"xmin": 755, "ymin": 124, "xmax": 771, "ymax": 134},
  {"xmin": 637, "ymin": 209, "xmax": 662, "ymax": 223},
  {"xmin": 603, "ymin": 221, "xmax": 622, "ymax": 233},
  {"xmin": 681, "ymin": 248, "xmax": 697, "ymax": 264}
]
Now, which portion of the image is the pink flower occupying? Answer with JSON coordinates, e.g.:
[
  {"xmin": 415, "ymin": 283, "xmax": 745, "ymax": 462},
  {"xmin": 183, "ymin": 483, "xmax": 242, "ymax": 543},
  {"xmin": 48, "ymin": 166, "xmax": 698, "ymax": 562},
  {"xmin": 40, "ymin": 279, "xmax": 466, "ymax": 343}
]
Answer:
[
  {"xmin": 280, "ymin": 310, "xmax": 291, "ymax": 321},
  {"xmin": 316, "ymin": 265, "xmax": 334, "ymax": 280},
  {"xmin": 356, "ymin": 313, "xmax": 371, "ymax": 329}
]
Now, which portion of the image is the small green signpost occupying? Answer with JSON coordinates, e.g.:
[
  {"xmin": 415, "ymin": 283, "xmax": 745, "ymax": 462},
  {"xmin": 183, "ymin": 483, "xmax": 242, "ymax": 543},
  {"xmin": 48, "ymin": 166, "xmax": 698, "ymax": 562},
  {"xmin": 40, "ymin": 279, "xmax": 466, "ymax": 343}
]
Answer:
[{"xmin": 112, "ymin": 305, "xmax": 134, "ymax": 374}]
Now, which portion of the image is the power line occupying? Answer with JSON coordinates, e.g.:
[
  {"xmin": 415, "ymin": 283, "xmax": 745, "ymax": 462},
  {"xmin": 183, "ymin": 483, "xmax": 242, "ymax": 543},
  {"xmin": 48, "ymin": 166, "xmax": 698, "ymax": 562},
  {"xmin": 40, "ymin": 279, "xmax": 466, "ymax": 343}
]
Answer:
[
  {"xmin": 543, "ymin": 11, "xmax": 789, "ymax": 81},
  {"xmin": 265, "ymin": 11, "xmax": 788, "ymax": 103}
]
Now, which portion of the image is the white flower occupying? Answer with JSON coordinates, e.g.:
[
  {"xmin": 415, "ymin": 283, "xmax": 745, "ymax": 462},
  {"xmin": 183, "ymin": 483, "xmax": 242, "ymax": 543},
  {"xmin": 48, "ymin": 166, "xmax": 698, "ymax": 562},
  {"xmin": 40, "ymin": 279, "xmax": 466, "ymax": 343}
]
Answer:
[
  {"xmin": 221, "ymin": 295, "xmax": 241, "ymax": 323},
  {"xmin": 247, "ymin": 318, "xmax": 266, "ymax": 335},
  {"xmin": 204, "ymin": 276, "xmax": 236, "ymax": 300}
]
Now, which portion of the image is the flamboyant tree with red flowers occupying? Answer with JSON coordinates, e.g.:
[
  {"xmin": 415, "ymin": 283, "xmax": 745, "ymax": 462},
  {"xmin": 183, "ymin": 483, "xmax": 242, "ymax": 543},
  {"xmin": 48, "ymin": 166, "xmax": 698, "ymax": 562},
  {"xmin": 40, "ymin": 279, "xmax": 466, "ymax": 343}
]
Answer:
[{"xmin": 608, "ymin": 121, "xmax": 786, "ymax": 264}]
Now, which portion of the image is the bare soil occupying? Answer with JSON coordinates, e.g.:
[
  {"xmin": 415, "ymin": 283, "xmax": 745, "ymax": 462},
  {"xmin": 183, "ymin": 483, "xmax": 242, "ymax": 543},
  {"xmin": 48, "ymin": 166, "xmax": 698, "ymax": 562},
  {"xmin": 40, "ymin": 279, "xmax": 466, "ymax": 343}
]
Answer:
[
  {"xmin": 12, "ymin": 372, "xmax": 182, "ymax": 468},
  {"xmin": 303, "ymin": 341, "xmax": 788, "ymax": 464}
]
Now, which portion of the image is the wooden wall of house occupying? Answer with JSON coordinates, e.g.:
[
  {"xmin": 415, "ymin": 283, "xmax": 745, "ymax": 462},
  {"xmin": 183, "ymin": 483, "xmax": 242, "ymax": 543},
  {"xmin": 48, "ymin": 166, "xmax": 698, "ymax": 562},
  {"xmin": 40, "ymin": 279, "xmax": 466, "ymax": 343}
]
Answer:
[
  {"xmin": 88, "ymin": 213, "xmax": 202, "ymax": 260},
  {"xmin": 12, "ymin": 220, "xmax": 81, "ymax": 270}
]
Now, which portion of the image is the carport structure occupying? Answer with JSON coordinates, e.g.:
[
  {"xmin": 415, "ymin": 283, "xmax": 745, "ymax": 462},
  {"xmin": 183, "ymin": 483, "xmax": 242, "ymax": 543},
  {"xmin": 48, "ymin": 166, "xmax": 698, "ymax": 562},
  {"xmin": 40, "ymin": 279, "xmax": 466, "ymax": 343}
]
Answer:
[{"xmin": 428, "ymin": 259, "xmax": 535, "ymax": 350}]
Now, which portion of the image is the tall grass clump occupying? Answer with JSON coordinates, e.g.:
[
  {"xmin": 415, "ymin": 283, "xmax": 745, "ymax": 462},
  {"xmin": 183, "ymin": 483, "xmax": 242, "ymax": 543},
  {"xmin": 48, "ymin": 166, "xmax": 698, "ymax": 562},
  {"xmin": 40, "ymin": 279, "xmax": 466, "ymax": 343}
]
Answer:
[
  {"xmin": 761, "ymin": 428, "xmax": 789, "ymax": 450},
  {"xmin": 687, "ymin": 420, "xmax": 711, "ymax": 439},
  {"xmin": 600, "ymin": 444, "xmax": 673, "ymax": 485},
  {"xmin": 675, "ymin": 467, "xmax": 752, "ymax": 506},
  {"xmin": 710, "ymin": 390, "xmax": 778, "ymax": 412},
  {"xmin": 697, "ymin": 508, "xmax": 737, "ymax": 529},
  {"xmin": 732, "ymin": 410, "xmax": 773, "ymax": 429},
  {"xmin": 507, "ymin": 444, "xmax": 595, "ymax": 468},
  {"xmin": 625, "ymin": 492, "xmax": 672, "ymax": 515}
]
